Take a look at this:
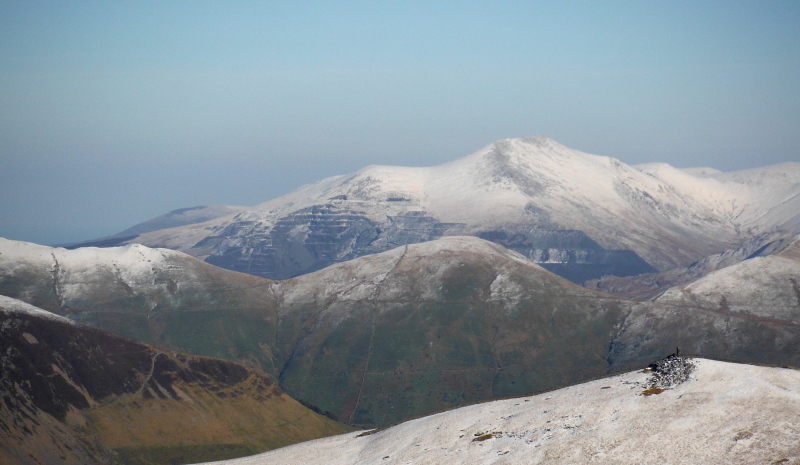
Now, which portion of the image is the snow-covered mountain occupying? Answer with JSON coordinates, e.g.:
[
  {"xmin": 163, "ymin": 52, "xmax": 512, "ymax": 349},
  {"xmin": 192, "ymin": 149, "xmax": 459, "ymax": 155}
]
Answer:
[
  {"xmin": 654, "ymin": 234, "xmax": 800, "ymax": 318},
  {"xmin": 0, "ymin": 236, "xmax": 266, "ymax": 314},
  {"xmin": 267, "ymin": 236, "xmax": 629, "ymax": 427},
  {"xmin": 196, "ymin": 358, "xmax": 800, "ymax": 465},
  {"xmin": 123, "ymin": 136, "xmax": 800, "ymax": 282}
]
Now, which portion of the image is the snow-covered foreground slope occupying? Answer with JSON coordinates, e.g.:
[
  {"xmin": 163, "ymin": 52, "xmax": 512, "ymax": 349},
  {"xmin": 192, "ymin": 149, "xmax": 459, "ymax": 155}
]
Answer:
[
  {"xmin": 128, "ymin": 136, "xmax": 800, "ymax": 283},
  {"xmin": 199, "ymin": 359, "xmax": 800, "ymax": 465}
]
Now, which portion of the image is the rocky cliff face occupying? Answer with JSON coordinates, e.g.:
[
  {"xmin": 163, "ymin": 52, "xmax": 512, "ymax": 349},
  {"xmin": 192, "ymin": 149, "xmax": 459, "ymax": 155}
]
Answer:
[
  {"xmin": 200, "ymin": 206, "xmax": 465, "ymax": 279},
  {"xmin": 0, "ymin": 296, "xmax": 350, "ymax": 465}
]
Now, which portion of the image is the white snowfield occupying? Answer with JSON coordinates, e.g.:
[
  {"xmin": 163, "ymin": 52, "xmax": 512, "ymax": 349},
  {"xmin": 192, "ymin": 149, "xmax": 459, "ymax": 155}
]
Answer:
[
  {"xmin": 134, "ymin": 136, "xmax": 800, "ymax": 270},
  {"xmin": 197, "ymin": 359, "xmax": 800, "ymax": 465}
]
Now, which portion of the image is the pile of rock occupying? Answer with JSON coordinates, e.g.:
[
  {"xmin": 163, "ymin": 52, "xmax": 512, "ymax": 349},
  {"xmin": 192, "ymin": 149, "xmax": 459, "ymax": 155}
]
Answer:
[{"xmin": 646, "ymin": 355, "xmax": 695, "ymax": 390}]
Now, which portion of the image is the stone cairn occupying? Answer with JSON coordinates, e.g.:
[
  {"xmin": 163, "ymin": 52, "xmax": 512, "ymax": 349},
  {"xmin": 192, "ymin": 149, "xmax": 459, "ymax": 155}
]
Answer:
[{"xmin": 645, "ymin": 354, "xmax": 695, "ymax": 390}]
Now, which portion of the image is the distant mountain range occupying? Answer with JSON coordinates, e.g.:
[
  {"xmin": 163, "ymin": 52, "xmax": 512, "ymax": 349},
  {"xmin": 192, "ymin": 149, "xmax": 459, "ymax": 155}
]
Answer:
[{"xmin": 71, "ymin": 136, "xmax": 800, "ymax": 285}]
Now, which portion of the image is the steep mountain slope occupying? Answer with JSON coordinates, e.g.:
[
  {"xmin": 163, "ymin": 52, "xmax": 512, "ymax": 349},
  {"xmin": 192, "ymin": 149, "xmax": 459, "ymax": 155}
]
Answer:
[
  {"xmin": 0, "ymin": 296, "xmax": 350, "ymax": 465},
  {"xmin": 199, "ymin": 358, "xmax": 800, "ymax": 465},
  {"xmin": 607, "ymin": 235, "xmax": 800, "ymax": 371}
]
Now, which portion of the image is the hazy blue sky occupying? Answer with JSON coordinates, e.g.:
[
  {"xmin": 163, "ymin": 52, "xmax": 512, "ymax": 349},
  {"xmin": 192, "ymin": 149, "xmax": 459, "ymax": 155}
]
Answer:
[{"xmin": 1, "ymin": 1, "xmax": 799, "ymax": 245}]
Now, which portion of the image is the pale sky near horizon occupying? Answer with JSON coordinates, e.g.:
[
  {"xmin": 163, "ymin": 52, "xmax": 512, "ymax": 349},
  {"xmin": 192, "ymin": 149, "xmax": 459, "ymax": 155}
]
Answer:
[{"xmin": 1, "ymin": 1, "xmax": 799, "ymax": 245}]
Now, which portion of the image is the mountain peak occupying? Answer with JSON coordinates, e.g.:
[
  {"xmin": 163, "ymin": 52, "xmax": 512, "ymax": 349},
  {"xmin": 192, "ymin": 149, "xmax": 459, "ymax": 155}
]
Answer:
[
  {"xmin": 487, "ymin": 135, "xmax": 566, "ymax": 155},
  {"xmin": 482, "ymin": 136, "xmax": 619, "ymax": 171},
  {"xmin": 518, "ymin": 134, "xmax": 566, "ymax": 148}
]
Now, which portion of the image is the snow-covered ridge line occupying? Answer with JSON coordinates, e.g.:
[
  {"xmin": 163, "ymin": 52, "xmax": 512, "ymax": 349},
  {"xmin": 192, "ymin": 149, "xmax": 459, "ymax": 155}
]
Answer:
[
  {"xmin": 0, "ymin": 295, "xmax": 77, "ymax": 325},
  {"xmin": 0, "ymin": 237, "xmax": 186, "ymax": 263},
  {"xmin": 0, "ymin": 237, "xmax": 208, "ymax": 313}
]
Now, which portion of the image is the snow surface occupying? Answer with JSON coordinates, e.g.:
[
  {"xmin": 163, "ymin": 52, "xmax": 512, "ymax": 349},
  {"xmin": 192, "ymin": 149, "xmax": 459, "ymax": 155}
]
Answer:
[
  {"xmin": 197, "ymin": 359, "xmax": 800, "ymax": 465},
  {"xmin": 114, "ymin": 204, "xmax": 249, "ymax": 237},
  {"xmin": 676, "ymin": 167, "xmax": 723, "ymax": 176}
]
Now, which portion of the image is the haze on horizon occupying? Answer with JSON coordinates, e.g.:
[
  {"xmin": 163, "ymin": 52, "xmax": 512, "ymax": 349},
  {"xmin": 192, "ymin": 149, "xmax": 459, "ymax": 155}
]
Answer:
[{"xmin": 1, "ymin": 1, "xmax": 798, "ymax": 246}]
